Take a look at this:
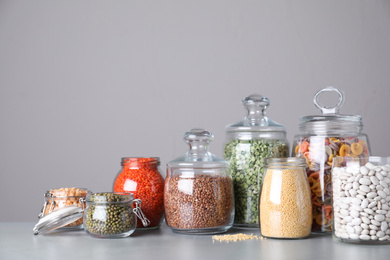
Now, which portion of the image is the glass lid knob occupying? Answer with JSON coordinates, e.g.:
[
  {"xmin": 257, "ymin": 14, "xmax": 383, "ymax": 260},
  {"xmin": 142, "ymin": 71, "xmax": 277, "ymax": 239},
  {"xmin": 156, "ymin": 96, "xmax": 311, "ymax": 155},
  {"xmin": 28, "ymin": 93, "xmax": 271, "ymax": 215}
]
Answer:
[
  {"xmin": 242, "ymin": 94, "xmax": 270, "ymax": 126},
  {"xmin": 183, "ymin": 128, "xmax": 214, "ymax": 161},
  {"xmin": 313, "ymin": 86, "xmax": 345, "ymax": 115}
]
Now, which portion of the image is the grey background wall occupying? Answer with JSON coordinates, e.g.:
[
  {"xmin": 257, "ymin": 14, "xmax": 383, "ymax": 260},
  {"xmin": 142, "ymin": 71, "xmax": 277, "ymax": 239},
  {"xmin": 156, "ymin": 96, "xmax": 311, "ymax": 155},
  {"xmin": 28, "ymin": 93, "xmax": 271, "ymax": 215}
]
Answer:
[{"xmin": 1, "ymin": 0, "xmax": 390, "ymax": 222}]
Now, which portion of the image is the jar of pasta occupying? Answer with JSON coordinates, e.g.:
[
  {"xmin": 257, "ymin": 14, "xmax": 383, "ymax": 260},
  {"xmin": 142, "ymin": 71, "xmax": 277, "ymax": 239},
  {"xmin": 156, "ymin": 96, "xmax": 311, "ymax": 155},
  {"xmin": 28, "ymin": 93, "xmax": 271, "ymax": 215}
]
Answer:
[
  {"xmin": 259, "ymin": 157, "xmax": 312, "ymax": 239},
  {"xmin": 113, "ymin": 157, "xmax": 164, "ymax": 230},
  {"xmin": 292, "ymin": 87, "xmax": 371, "ymax": 233}
]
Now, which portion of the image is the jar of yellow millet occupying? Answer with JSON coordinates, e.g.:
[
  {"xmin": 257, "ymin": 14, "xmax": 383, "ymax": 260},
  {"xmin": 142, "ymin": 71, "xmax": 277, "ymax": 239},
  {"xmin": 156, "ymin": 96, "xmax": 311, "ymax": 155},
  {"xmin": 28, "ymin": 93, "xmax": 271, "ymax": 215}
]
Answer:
[{"xmin": 259, "ymin": 157, "xmax": 312, "ymax": 239}]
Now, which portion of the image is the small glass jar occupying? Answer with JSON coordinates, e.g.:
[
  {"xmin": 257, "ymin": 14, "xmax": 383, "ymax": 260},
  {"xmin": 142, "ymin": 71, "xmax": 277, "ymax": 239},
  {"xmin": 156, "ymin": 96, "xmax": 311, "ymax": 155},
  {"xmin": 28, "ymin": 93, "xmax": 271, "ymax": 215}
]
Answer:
[
  {"xmin": 332, "ymin": 156, "xmax": 390, "ymax": 244},
  {"xmin": 38, "ymin": 187, "xmax": 89, "ymax": 230},
  {"xmin": 292, "ymin": 87, "xmax": 371, "ymax": 233},
  {"xmin": 224, "ymin": 94, "xmax": 289, "ymax": 228},
  {"xmin": 113, "ymin": 157, "xmax": 164, "ymax": 230},
  {"xmin": 83, "ymin": 192, "xmax": 150, "ymax": 238},
  {"xmin": 165, "ymin": 128, "xmax": 234, "ymax": 234},
  {"xmin": 259, "ymin": 157, "xmax": 312, "ymax": 239}
]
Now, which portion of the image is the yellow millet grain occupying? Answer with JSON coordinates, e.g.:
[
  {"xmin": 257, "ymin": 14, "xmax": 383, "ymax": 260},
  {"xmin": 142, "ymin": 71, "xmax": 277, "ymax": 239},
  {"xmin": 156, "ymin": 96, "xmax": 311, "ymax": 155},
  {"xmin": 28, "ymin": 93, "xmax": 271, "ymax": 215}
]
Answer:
[
  {"xmin": 212, "ymin": 233, "xmax": 263, "ymax": 243},
  {"xmin": 259, "ymin": 168, "xmax": 312, "ymax": 238}
]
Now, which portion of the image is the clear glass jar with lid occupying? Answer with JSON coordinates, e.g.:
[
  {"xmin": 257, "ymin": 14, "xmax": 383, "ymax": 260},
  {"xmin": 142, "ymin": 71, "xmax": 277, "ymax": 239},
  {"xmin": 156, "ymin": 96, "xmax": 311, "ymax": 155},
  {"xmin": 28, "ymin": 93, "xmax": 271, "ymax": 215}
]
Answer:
[
  {"xmin": 332, "ymin": 156, "xmax": 390, "ymax": 244},
  {"xmin": 83, "ymin": 192, "xmax": 150, "ymax": 238},
  {"xmin": 38, "ymin": 187, "xmax": 89, "ymax": 231},
  {"xmin": 165, "ymin": 128, "xmax": 234, "ymax": 234},
  {"xmin": 224, "ymin": 94, "xmax": 289, "ymax": 228},
  {"xmin": 292, "ymin": 87, "xmax": 371, "ymax": 233}
]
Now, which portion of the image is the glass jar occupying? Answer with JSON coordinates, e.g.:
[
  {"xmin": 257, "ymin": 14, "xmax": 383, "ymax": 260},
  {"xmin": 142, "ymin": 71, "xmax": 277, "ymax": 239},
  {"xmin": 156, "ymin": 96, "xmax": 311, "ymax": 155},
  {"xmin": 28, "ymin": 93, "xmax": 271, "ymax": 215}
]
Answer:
[
  {"xmin": 224, "ymin": 94, "xmax": 289, "ymax": 228},
  {"xmin": 113, "ymin": 157, "xmax": 164, "ymax": 230},
  {"xmin": 259, "ymin": 157, "xmax": 312, "ymax": 239},
  {"xmin": 38, "ymin": 187, "xmax": 89, "ymax": 230},
  {"xmin": 83, "ymin": 192, "xmax": 150, "ymax": 238},
  {"xmin": 332, "ymin": 156, "xmax": 390, "ymax": 244},
  {"xmin": 292, "ymin": 87, "xmax": 371, "ymax": 233},
  {"xmin": 165, "ymin": 128, "xmax": 234, "ymax": 234}
]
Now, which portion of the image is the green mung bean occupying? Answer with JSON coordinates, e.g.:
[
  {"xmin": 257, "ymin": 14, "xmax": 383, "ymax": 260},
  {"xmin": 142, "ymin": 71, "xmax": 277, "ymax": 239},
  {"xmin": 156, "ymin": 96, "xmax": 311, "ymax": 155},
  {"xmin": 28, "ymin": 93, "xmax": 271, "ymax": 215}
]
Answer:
[
  {"xmin": 224, "ymin": 139, "xmax": 288, "ymax": 225},
  {"xmin": 85, "ymin": 193, "xmax": 136, "ymax": 236}
]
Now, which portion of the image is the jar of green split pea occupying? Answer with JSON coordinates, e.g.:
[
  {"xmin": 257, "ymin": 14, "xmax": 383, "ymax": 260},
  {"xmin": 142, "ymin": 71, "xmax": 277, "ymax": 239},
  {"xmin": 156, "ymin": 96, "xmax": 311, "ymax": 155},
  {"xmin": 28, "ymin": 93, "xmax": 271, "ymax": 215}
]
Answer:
[{"xmin": 224, "ymin": 94, "xmax": 289, "ymax": 228}]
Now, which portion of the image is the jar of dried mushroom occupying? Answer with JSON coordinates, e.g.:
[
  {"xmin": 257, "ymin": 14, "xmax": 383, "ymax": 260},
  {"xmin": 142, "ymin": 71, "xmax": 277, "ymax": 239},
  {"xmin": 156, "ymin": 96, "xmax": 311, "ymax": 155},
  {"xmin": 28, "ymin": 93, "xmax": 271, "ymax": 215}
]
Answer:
[
  {"xmin": 259, "ymin": 157, "xmax": 312, "ymax": 239},
  {"xmin": 38, "ymin": 187, "xmax": 89, "ymax": 230},
  {"xmin": 224, "ymin": 94, "xmax": 289, "ymax": 228},
  {"xmin": 292, "ymin": 87, "xmax": 371, "ymax": 233},
  {"xmin": 165, "ymin": 128, "xmax": 234, "ymax": 234}
]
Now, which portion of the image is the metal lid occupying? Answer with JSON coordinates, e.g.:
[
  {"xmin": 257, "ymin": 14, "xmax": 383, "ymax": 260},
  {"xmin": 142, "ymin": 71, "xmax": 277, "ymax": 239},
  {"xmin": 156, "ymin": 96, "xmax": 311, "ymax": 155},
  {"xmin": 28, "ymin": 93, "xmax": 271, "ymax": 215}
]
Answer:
[
  {"xmin": 226, "ymin": 94, "xmax": 286, "ymax": 133},
  {"xmin": 33, "ymin": 206, "xmax": 83, "ymax": 235},
  {"xmin": 299, "ymin": 87, "xmax": 363, "ymax": 135}
]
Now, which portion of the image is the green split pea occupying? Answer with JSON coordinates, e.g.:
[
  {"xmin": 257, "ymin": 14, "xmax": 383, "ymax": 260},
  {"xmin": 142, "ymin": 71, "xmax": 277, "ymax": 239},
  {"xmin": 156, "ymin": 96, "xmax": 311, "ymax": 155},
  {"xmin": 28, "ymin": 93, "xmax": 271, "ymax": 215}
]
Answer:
[{"xmin": 224, "ymin": 139, "xmax": 288, "ymax": 226}]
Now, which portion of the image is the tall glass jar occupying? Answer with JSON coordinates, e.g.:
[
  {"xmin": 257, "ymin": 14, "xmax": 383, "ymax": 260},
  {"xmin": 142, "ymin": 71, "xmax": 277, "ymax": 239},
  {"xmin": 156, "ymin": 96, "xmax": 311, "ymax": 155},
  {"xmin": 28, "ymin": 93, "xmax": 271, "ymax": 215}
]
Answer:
[
  {"xmin": 292, "ymin": 87, "xmax": 371, "ymax": 233},
  {"xmin": 259, "ymin": 157, "xmax": 312, "ymax": 239},
  {"xmin": 165, "ymin": 128, "xmax": 234, "ymax": 234},
  {"xmin": 113, "ymin": 157, "xmax": 164, "ymax": 230},
  {"xmin": 224, "ymin": 94, "xmax": 289, "ymax": 228},
  {"xmin": 332, "ymin": 156, "xmax": 390, "ymax": 244}
]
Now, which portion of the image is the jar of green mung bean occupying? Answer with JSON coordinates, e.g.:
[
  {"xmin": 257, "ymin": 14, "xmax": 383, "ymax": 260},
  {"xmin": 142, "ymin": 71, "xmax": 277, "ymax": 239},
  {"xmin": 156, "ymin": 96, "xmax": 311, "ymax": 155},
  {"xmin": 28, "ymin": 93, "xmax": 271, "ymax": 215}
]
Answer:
[
  {"xmin": 83, "ymin": 192, "xmax": 150, "ymax": 238},
  {"xmin": 224, "ymin": 94, "xmax": 289, "ymax": 228}
]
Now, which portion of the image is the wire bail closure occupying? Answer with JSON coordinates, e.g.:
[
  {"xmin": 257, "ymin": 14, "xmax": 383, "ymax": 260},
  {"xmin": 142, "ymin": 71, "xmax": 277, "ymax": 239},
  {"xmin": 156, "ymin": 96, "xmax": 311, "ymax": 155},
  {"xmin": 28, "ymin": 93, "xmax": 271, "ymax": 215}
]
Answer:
[{"xmin": 133, "ymin": 199, "xmax": 150, "ymax": 227}]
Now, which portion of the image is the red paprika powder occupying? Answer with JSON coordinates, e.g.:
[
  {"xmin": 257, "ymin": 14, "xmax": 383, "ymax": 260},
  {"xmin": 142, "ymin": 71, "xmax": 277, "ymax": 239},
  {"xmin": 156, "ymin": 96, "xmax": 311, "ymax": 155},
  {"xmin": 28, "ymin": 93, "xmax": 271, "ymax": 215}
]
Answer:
[{"xmin": 113, "ymin": 157, "xmax": 164, "ymax": 229}]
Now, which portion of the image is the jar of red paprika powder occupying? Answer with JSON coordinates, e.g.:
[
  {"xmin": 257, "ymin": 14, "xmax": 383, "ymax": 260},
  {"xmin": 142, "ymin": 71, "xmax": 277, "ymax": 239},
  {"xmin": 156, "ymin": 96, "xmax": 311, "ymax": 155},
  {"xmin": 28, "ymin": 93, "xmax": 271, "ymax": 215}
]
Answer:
[{"xmin": 113, "ymin": 157, "xmax": 164, "ymax": 230}]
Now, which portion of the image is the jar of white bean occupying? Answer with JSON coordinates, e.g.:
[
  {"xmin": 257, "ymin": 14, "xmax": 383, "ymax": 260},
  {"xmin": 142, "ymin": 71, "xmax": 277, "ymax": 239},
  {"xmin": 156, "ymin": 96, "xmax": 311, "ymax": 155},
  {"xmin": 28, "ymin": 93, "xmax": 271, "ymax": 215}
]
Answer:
[{"xmin": 332, "ymin": 156, "xmax": 390, "ymax": 244}]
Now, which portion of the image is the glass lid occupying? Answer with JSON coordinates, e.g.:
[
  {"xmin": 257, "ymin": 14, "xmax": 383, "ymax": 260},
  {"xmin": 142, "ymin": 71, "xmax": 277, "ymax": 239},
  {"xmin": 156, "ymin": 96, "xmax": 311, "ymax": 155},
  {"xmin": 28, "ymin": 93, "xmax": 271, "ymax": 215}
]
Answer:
[
  {"xmin": 33, "ymin": 206, "xmax": 83, "ymax": 235},
  {"xmin": 167, "ymin": 128, "xmax": 229, "ymax": 168},
  {"xmin": 299, "ymin": 87, "xmax": 363, "ymax": 134},
  {"xmin": 226, "ymin": 94, "xmax": 286, "ymax": 133}
]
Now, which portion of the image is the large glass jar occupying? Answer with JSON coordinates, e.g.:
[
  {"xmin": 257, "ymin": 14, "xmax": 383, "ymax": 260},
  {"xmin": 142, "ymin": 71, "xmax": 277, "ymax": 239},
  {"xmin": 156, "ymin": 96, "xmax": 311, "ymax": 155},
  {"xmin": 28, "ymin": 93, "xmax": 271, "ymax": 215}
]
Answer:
[
  {"xmin": 259, "ymin": 157, "xmax": 312, "ymax": 239},
  {"xmin": 332, "ymin": 156, "xmax": 390, "ymax": 244},
  {"xmin": 224, "ymin": 94, "xmax": 289, "ymax": 228},
  {"xmin": 292, "ymin": 87, "xmax": 371, "ymax": 233},
  {"xmin": 113, "ymin": 157, "xmax": 164, "ymax": 230},
  {"xmin": 165, "ymin": 128, "xmax": 234, "ymax": 234},
  {"xmin": 83, "ymin": 192, "xmax": 150, "ymax": 238}
]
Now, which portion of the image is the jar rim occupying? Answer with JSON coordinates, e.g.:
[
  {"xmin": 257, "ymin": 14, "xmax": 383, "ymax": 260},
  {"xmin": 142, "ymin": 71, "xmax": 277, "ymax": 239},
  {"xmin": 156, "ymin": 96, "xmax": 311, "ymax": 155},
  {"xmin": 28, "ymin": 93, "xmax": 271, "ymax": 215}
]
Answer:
[
  {"xmin": 45, "ymin": 188, "xmax": 89, "ymax": 198},
  {"xmin": 121, "ymin": 157, "xmax": 160, "ymax": 166},
  {"xmin": 265, "ymin": 157, "xmax": 307, "ymax": 168},
  {"xmin": 86, "ymin": 192, "xmax": 134, "ymax": 203}
]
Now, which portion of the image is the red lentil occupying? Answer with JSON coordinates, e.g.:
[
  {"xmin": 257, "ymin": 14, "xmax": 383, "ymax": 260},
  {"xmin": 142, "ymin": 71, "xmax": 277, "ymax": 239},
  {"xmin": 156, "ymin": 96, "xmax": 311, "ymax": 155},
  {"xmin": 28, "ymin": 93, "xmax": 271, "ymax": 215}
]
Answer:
[{"xmin": 113, "ymin": 157, "xmax": 164, "ymax": 229}]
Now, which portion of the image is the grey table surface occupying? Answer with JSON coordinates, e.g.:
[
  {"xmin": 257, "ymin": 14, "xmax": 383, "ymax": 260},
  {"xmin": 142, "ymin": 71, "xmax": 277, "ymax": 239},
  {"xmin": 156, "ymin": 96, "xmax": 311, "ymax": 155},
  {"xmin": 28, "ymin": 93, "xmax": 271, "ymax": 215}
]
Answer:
[{"xmin": 1, "ymin": 222, "xmax": 389, "ymax": 260}]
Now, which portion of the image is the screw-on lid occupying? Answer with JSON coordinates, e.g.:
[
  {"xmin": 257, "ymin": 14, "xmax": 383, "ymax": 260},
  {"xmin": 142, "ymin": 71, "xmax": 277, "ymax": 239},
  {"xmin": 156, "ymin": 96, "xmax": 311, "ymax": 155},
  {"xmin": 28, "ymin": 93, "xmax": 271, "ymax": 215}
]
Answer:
[
  {"xmin": 299, "ymin": 87, "xmax": 363, "ymax": 135},
  {"xmin": 167, "ymin": 128, "xmax": 229, "ymax": 169},
  {"xmin": 33, "ymin": 206, "xmax": 83, "ymax": 235},
  {"xmin": 226, "ymin": 94, "xmax": 286, "ymax": 133}
]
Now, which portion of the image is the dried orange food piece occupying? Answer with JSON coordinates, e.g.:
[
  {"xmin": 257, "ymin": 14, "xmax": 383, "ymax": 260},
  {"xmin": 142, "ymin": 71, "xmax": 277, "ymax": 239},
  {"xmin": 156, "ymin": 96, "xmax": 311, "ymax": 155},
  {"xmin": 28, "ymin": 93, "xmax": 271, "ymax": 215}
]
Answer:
[
  {"xmin": 351, "ymin": 142, "xmax": 363, "ymax": 155},
  {"xmin": 298, "ymin": 141, "xmax": 310, "ymax": 154},
  {"xmin": 339, "ymin": 144, "xmax": 351, "ymax": 157},
  {"xmin": 315, "ymin": 214, "xmax": 326, "ymax": 225}
]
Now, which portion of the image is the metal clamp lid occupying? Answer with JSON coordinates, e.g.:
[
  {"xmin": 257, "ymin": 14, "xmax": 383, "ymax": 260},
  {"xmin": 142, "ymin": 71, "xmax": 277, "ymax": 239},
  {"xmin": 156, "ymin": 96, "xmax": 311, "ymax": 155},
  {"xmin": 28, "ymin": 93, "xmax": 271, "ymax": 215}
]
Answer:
[{"xmin": 33, "ymin": 205, "xmax": 84, "ymax": 235}]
